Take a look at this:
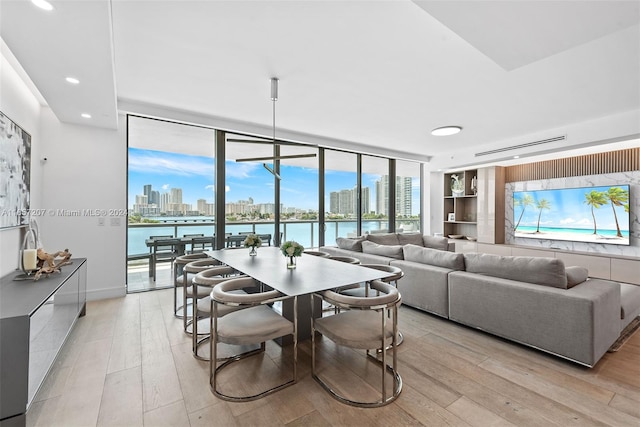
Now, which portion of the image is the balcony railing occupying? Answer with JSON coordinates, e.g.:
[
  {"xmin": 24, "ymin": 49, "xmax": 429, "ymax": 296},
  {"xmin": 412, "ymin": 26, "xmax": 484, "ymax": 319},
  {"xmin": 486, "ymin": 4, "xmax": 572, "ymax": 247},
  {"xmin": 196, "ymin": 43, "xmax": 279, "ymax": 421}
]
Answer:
[{"xmin": 127, "ymin": 218, "xmax": 420, "ymax": 259}]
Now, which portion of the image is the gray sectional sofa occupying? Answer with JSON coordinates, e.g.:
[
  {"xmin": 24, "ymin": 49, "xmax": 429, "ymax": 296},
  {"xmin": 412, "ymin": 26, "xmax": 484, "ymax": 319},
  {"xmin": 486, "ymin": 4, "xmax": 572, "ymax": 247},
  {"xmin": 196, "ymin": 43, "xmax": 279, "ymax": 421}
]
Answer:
[{"xmin": 321, "ymin": 232, "xmax": 640, "ymax": 367}]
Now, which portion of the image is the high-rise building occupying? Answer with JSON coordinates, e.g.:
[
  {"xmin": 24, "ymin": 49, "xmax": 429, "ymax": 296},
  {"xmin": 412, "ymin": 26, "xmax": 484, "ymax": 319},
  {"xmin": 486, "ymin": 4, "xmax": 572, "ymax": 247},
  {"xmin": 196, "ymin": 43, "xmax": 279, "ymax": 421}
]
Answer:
[
  {"xmin": 171, "ymin": 188, "xmax": 183, "ymax": 204},
  {"xmin": 143, "ymin": 184, "xmax": 152, "ymax": 203},
  {"xmin": 376, "ymin": 176, "xmax": 389, "ymax": 215},
  {"xmin": 329, "ymin": 192, "xmax": 340, "ymax": 214},
  {"xmin": 339, "ymin": 189, "xmax": 353, "ymax": 215},
  {"xmin": 150, "ymin": 190, "xmax": 160, "ymax": 206},
  {"xmin": 376, "ymin": 175, "xmax": 412, "ymax": 216},
  {"xmin": 396, "ymin": 176, "xmax": 413, "ymax": 217},
  {"xmin": 361, "ymin": 186, "xmax": 371, "ymax": 214}
]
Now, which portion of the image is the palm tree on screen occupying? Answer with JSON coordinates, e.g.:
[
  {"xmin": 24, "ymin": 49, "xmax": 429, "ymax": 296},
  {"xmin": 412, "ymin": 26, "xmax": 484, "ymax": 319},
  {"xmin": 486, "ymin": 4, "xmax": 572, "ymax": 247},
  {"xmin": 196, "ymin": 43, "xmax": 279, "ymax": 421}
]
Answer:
[
  {"xmin": 606, "ymin": 187, "xmax": 629, "ymax": 238},
  {"xmin": 584, "ymin": 190, "xmax": 608, "ymax": 234},
  {"xmin": 535, "ymin": 199, "xmax": 551, "ymax": 233},
  {"xmin": 514, "ymin": 194, "xmax": 534, "ymax": 230}
]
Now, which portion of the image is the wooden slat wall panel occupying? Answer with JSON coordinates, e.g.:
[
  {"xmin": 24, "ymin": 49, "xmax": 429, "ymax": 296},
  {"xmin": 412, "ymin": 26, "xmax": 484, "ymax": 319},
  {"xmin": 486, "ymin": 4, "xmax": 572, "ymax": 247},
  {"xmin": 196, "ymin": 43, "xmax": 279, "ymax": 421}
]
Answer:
[{"xmin": 505, "ymin": 148, "xmax": 640, "ymax": 182}]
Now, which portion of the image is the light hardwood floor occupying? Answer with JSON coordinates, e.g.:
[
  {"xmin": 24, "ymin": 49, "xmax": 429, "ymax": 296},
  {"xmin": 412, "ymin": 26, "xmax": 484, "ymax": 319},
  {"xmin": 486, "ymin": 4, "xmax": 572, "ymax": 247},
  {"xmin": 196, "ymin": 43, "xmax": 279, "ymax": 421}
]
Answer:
[{"xmin": 26, "ymin": 288, "xmax": 640, "ymax": 426}]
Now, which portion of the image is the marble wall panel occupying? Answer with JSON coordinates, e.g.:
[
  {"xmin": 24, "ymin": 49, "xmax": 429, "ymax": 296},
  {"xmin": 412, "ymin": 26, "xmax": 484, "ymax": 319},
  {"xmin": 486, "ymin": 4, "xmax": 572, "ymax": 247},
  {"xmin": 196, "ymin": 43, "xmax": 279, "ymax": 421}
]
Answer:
[{"xmin": 505, "ymin": 171, "xmax": 639, "ymax": 258}]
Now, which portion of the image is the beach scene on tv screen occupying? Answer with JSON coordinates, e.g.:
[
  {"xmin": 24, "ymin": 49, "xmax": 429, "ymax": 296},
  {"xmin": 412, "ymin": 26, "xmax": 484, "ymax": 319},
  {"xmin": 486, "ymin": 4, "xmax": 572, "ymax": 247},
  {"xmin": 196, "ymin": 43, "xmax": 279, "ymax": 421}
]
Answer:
[{"xmin": 514, "ymin": 185, "xmax": 630, "ymax": 245}]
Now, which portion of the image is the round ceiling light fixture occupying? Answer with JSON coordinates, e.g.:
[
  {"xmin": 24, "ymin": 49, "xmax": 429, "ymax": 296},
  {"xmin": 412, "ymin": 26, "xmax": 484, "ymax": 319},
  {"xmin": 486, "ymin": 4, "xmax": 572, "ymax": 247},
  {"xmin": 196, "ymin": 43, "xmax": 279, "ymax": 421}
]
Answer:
[
  {"xmin": 81, "ymin": 113, "xmax": 91, "ymax": 119},
  {"xmin": 65, "ymin": 77, "xmax": 80, "ymax": 84},
  {"xmin": 431, "ymin": 126, "xmax": 462, "ymax": 136},
  {"xmin": 32, "ymin": 0, "xmax": 54, "ymax": 11}
]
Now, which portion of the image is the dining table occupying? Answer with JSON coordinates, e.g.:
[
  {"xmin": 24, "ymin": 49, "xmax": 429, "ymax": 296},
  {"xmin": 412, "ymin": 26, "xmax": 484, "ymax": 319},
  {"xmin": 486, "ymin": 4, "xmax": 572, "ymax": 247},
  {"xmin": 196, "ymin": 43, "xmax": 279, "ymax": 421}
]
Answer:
[{"xmin": 205, "ymin": 247, "xmax": 394, "ymax": 341}]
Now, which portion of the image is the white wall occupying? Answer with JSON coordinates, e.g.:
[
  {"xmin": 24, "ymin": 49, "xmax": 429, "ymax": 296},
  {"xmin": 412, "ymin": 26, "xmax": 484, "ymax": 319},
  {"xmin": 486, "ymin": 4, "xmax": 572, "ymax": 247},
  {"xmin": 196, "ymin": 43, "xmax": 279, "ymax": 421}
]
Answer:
[
  {"xmin": 38, "ymin": 109, "xmax": 127, "ymax": 300},
  {"xmin": 0, "ymin": 48, "xmax": 41, "ymax": 277},
  {"xmin": 1, "ymin": 47, "xmax": 127, "ymax": 299}
]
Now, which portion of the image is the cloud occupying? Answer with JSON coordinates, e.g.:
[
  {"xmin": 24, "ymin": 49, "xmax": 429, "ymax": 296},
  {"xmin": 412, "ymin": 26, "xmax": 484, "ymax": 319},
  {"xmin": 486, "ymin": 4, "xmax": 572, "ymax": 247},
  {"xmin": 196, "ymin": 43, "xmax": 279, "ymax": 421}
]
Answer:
[
  {"xmin": 226, "ymin": 162, "xmax": 260, "ymax": 179},
  {"xmin": 162, "ymin": 184, "xmax": 170, "ymax": 191},
  {"xmin": 225, "ymin": 185, "xmax": 230, "ymax": 192},
  {"xmin": 129, "ymin": 151, "xmax": 213, "ymax": 177}
]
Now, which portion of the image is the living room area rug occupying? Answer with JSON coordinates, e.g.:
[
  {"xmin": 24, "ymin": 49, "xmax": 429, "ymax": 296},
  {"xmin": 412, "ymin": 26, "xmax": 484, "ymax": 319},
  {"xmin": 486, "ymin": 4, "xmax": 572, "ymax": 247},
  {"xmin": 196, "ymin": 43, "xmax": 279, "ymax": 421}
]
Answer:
[{"xmin": 608, "ymin": 316, "xmax": 640, "ymax": 352}]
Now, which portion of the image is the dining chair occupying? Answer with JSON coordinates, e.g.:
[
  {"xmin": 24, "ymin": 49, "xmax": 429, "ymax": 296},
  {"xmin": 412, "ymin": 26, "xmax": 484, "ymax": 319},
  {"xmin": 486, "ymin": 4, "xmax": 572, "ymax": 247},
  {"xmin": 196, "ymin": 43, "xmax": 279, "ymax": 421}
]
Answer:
[
  {"xmin": 183, "ymin": 233, "xmax": 204, "ymax": 253},
  {"xmin": 341, "ymin": 264, "xmax": 404, "ymax": 297},
  {"xmin": 150, "ymin": 236, "xmax": 180, "ymax": 281},
  {"xmin": 210, "ymin": 276, "xmax": 297, "ymax": 402},
  {"xmin": 328, "ymin": 255, "xmax": 361, "ymax": 264},
  {"xmin": 173, "ymin": 253, "xmax": 209, "ymax": 318},
  {"xmin": 342, "ymin": 264, "xmax": 405, "ymax": 347},
  {"xmin": 311, "ymin": 279, "xmax": 402, "ymax": 407},
  {"xmin": 191, "ymin": 266, "xmax": 244, "ymax": 360},
  {"xmin": 189, "ymin": 235, "xmax": 214, "ymax": 253},
  {"xmin": 182, "ymin": 258, "xmax": 227, "ymax": 333},
  {"xmin": 303, "ymin": 250, "xmax": 331, "ymax": 258}
]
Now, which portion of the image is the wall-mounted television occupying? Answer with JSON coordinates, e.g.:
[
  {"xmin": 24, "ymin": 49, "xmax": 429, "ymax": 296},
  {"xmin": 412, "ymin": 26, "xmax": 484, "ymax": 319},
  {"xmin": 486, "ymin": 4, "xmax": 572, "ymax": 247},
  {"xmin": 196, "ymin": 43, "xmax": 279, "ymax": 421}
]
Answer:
[{"xmin": 513, "ymin": 185, "xmax": 630, "ymax": 246}]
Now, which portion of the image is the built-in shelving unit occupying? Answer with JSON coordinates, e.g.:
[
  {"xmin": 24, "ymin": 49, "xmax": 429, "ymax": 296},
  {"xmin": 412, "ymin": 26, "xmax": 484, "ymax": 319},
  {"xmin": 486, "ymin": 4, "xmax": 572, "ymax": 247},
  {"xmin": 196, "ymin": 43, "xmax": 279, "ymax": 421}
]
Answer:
[{"xmin": 443, "ymin": 169, "xmax": 478, "ymax": 240}]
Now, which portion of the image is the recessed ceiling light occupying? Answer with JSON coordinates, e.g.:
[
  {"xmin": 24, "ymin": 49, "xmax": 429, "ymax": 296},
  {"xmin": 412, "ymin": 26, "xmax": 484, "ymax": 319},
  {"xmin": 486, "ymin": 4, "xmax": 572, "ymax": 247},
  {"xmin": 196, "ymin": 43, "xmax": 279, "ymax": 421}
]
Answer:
[
  {"xmin": 431, "ymin": 126, "xmax": 462, "ymax": 136},
  {"xmin": 65, "ymin": 77, "xmax": 80, "ymax": 84},
  {"xmin": 513, "ymin": 155, "xmax": 520, "ymax": 159},
  {"xmin": 81, "ymin": 113, "xmax": 91, "ymax": 119},
  {"xmin": 31, "ymin": 0, "xmax": 54, "ymax": 11}
]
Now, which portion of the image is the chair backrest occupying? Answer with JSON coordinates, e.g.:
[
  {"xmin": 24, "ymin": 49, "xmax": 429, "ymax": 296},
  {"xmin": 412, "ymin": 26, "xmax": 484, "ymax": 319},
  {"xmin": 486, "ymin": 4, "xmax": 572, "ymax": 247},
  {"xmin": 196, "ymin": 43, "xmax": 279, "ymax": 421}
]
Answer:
[
  {"xmin": 212, "ymin": 277, "xmax": 282, "ymax": 306},
  {"xmin": 153, "ymin": 238, "xmax": 180, "ymax": 253},
  {"xmin": 185, "ymin": 258, "xmax": 223, "ymax": 274},
  {"xmin": 360, "ymin": 264, "xmax": 404, "ymax": 283},
  {"xmin": 150, "ymin": 235, "xmax": 173, "ymax": 239},
  {"xmin": 323, "ymin": 280, "xmax": 400, "ymax": 310},
  {"xmin": 193, "ymin": 266, "xmax": 238, "ymax": 287},
  {"xmin": 190, "ymin": 236, "xmax": 214, "ymax": 251},
  {"xmin": 329, "ymin": 255, "xmax": 361, "ymax": 264},
  {"xmin": 304, "ymin": 250, "xmax": 331, "ymax": 258}
]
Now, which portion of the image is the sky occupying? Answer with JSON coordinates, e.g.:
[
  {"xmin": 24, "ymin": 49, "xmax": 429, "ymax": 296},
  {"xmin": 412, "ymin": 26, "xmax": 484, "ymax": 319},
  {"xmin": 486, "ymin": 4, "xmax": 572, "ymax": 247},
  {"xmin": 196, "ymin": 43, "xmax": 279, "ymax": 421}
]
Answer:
[
  {"xmin": 128, "ymin": 148, "xmax": 420, "ymax": 213},
  {"xmin": 514, "ymin": 185, "xmax": 630, "ymax": 231}
]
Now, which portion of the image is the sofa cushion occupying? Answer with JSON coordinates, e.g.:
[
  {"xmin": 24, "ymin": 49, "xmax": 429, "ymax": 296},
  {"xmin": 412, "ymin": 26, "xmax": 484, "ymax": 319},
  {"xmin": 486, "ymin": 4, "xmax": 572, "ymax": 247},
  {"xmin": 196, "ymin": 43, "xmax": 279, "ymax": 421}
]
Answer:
[
  {"xmin": 336, "ymin": 237, "xmax": 365, "ymax": 252},
  {"xmin": 402, "ymin": 244, "xmax": 465, "ymax": 270},
  {"xmin": 361, "ymin": 241, "xmax": 403, "ymax": 259},
  {"xmin": 422, "ymin": 235, "xmax": 450, "ymax": 251},
  {"xmin": 566, "ymin": 266, "xmax": 589, "ymax": 288},
  {"xmin": 366, "ymin": 233, "xmax": 400, "ymax": 246},
  {"xmin": 396, "ymin": 233, "xmax": 424, "ymax": 246},
  {"xmin": 463, "ymin": 253, "xmax": 568, "ymax": 289},
  {"xmin": 620, "ymin": 283, "xmax": 640, "ymax": 320}
]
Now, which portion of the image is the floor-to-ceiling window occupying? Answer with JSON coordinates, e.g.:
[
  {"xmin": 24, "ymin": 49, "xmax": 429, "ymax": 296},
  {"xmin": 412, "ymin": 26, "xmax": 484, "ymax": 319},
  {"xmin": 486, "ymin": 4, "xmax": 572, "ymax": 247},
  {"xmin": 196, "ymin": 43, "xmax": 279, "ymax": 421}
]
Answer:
[
  {"xmin": 127, "ymin": 116, "xmax": 423, "ymax": 291},
  {"xmin": 278, "ymin": 143, "xmax": 319, "ymax": 247},
  {"xmin": 224, "ymin": 138, "xmax": 276, "ymax": 239},
  {"xmin": 323, "ymin": 150, "xmax": 358, "ymax": 244},
  {"xmin": 362, "ymin": 155, "xmax": 390, "ymax": 233},
  {"xmin": 396, "ymin": 160, "xmax": 421, "ymax": 233},
  {"xmin": 127, "ymin": 116, "xmax": 215, "ymax": 292}
]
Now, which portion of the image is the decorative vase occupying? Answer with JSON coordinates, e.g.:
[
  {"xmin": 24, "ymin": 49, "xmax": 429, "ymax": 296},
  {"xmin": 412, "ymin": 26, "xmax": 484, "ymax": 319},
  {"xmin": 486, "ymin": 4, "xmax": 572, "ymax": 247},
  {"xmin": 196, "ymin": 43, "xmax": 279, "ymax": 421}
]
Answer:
[
  {"xmin": 249, "ymin": 246, "xmax": 257, "ymax": 256},
  {"xmin": 18, "ymin": 227, "xmax": 38, "ymax": 279},
  {"xmin": 452, "ymin": 189, "xmax": 464, "ymax": 197},
  {"xmin": 287, "ymin": 256, "xmax": 297, "ymax": 269}
]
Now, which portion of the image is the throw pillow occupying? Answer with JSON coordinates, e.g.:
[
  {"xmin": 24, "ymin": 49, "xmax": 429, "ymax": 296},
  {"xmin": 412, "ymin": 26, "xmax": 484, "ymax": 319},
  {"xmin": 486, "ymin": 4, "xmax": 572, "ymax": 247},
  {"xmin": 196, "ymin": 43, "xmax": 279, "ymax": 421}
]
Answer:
[
  {"xmin": 397, "ymin": 232, "xmax": 425, "ymax": 246},
  {"xmin": 566, "ymin": 266, "xmax": 589, "ymax": 288},
  {"xmin": 464, "ymin": 253, "xmax": 568, "ymax": 289},
  {"xmin": 402, "ymin": 244, "xmax": 465, "ymax": 270},
  {"xmin": 361, "ymin": 240, "xmax": 404, "ymax": 259},
  {"xmin": 422, "ymin": 235, "xmax": 449, "ymax": 251},
  {"xmin": 366, "ymin": 233, "xmax": 400, "ymax": 246},
  {"xmin": 336, "ymin": 237, "xmax": 365, "ymax": 252}
]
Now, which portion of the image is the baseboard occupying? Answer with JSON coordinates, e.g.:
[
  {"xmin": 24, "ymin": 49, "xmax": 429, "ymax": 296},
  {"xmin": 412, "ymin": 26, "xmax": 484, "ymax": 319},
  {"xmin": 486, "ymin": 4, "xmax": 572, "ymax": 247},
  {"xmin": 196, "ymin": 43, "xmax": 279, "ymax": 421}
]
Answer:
[{"xmin": 86, "ymin": 286, "xmax": 126, "ymax": 301}]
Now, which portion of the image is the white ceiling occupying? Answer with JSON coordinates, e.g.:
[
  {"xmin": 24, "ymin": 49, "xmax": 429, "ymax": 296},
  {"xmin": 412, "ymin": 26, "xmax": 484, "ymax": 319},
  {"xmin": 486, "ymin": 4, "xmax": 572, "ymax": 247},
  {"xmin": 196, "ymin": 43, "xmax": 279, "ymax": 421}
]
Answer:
[{"xmin": 1, "ymin": 0, "xmax": 639, "ymax": 169}]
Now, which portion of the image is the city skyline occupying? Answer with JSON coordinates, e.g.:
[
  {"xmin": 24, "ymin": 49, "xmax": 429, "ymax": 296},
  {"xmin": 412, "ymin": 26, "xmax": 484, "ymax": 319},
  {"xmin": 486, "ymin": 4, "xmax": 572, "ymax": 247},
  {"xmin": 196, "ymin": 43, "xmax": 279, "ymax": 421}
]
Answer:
[{"xmin": 129, "ymin": 147, "xmax": 419, "ymax": 215}]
